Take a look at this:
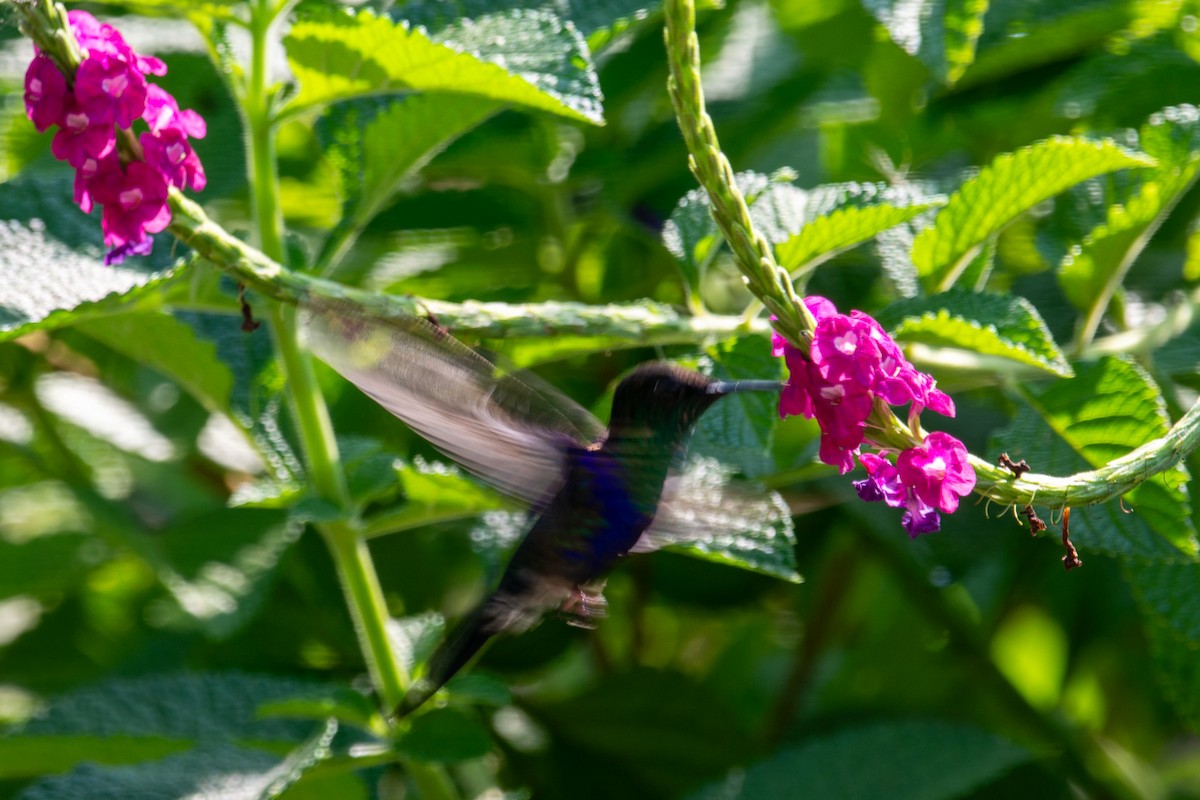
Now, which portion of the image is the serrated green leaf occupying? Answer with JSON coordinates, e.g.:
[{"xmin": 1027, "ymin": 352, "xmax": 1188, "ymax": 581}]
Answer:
[
  {"xmin": 397, "ymin": 0, "xmax": 656, "ymax": 43},
  {"xmin": 693, "ymin": 335, "xmax": 780, "ymax": 478},
  {"xmin": 284, "ymin": 7, "xmax": 602, "ymax": 124},
  {"xmin": 775, "ymin": 199, "xmax": 942, "ymax": 274},
  {"xmin": 17, "ymin": 721, "xmax": 337, "ymax": 800},
  {"xmin": 395, "ymin": 708, "xmax": 492, "ymax": 763},
  {"xmin": 0, "ymin": 674, "xmax": 347, "ymax": 780},
  {"xmin": 641, "ymin": 457, "xmax": 800, "ymax": 583},
  {"xmin": 1059, "ymin": 106, "xmax": 1200, "ymax": 332},
  {"xmin": 0, "ymin": 176, "xmax": 184, "ymax": 342},
  {"xmin": 989, "ymin": 357, "xmax": 1197, "ymax": 561},
  {"xmin": 1125, "ymin": 559, "xmax": 1200, "ymax": 731},
  {"xmin": 153, "ymin": 508, "xmax": 304, "ymax": 639},
  {"xmin": 913, "ymin": 137, "xmax": 1154, "ymax": 292},
  {"xmin": 175, "ymin": 312, "xmax": 303, "ymax": 486},
  {"xmin": 863, "ymin": 0, "xmax": 990, "ymax": 84},
  {"xmin": 388, "ymin": 611, "xmax": 446, "ymax": 676},
  {"xmin": 690, "ymin": 720, "xmax": 1030, "ymax": 800},
  {"xmin": 875, "ymin": 289, "xmax": 1072, "ymax": 377},
  {"xmin": 74, "ymin": 313, "xmax": 234, "ymax": 415},
  {"xmin": 366, "ymin": 459, "xmax": 512, "ymax": 537},
  {"xmin": 316, "ymin": 95, "xmax": 499, "ymax": 271}
]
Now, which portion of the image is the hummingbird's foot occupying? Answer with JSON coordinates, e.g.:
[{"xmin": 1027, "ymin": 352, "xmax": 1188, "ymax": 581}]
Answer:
[{"xmin": 561, "ymin": 584, "xmax": 608, "ymax": 628}]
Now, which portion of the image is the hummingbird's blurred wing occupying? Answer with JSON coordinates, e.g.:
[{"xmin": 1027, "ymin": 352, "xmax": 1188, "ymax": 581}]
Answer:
[
  {"xmin": 300, "ymin": 298, "xmax": 606, "ymax": 505},
  {"xmin": 632, "ymin": 457, "xmax": 795, "ymax": 567}
]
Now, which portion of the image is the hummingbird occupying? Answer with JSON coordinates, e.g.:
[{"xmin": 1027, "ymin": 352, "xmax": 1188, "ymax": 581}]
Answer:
[{"xmin": 300, "ymin": 298, "xmax": 783, "ymax": 717}]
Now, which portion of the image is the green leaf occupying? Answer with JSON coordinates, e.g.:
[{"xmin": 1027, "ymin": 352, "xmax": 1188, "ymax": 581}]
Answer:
[
  {"xmin": 175, "ymin": 312, "xmax": 303, "ymax": 486},
  {"xmin": 366, "ymin": 459, "xmax": 512, "ymax": 536},
  {"xmin": 283, "ymin": 7, "xmax": 603, "ymax": 124},
  {"xmin": 775, "ymin": 196, "xmax": 942, "ymax": 275},
  {"xmin": 0, "ymin": 532, "xmax": 96, "ymax": 601},
  {"xmin": 640, "ymin": 456, "xmax": 800, "ymax": 583},
  {"xmin": 395, "ymin": 708, "xmax": 493, "ymax": 763},
  {"xmin": 989, "ymin": 357, "xmax": 1197, "ymax": 561},
  {"xmin": 397, "ymin": 0, "xmax": 657, "ymax": 43},
  {"xmin": 152, "ymin": 508, "xmax": 304, "ymax": 639},
  {"xmin": 912, "ymin": 137, "xmax": 1154, "ymax": 292},
  {"xmin": 1059, "ymin": 106, "xmax": 1200, "ymax": 330},
  {"xmin": 388, "ymin": 611, "xmax": 446, "ymax": 676},
  {"xmin": 1125, "ymin": 560, "xmax": 1200, "ymax": 731},
  {"xmin": 74, "ymin": 313, "xmax": 235, "ymax": 416},
  {"xmin": 875, "ymin": 289, "xmax": 1073, "ymax": 377},
  {"xmin": 693, "ymin": 335, "xmax": 780, "ymax": 478},
  {"xmin": 0, "ymin": 674, "xmax": 348, "ymax": 779},
  {"xmin": 17, "ymin": 721, "xmax": 337, "ymax": 800},
  {"xmin": 0, "ymin": 176, "xmax": 184, "ymax": 342},
  {"xmin": 863, "ymin": 0, "xmax": 990, "ymax": 84},
  {"xmin": 690, "ymin": 720, "xmax": 1030, "ymax": 800},
  {"xmin": 317, "ymin": 95, "xmax": 498, "ymax": 269}
]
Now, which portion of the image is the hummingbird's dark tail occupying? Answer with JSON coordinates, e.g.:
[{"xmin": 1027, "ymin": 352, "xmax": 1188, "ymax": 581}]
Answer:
[{"xmin": 394, "ymin": 604, "xmax": 496, "ymax": 719}]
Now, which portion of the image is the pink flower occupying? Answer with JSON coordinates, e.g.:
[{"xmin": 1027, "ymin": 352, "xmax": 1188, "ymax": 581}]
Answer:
[
  {"xmin": 24, "ymin": 55, "xmax": 67, "ymax": 132},
  {"xmin": 98, "ymin": 161, "xmax": 171, "ymax": 251},
  {"xmin": 812, "ymin": 381, "xmax": 871, "ymax": 473},
  {"xmin": 50, "ymin": 96, "xmax": 116, "ymax": 167},
  {"xmin": 854, "ymin": 449, "xmax": 945, "ymax": 537},
  {"xmin": 142, "ymin": 85, "xmax": 206, "ymax": 138},
  {"xmin": 811, "ymin": 313, "xmax": 881, "ymax": 390},
  {"xmin": 74, "ymin": 152, "xmax": 122, "ymax": 214},
  {"xmin": 140, "ymin": 129, "xmax": 206, "ymax": 191},
  {"xmin": 896, "ymin": 431, "xmax": 976, "ymax": 514},
  {"xmin": 75, "ymin": 53, "xmax": 147, "ymax": 129}
]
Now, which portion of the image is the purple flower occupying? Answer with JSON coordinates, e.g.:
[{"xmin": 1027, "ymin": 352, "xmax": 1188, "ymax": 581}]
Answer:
[
  {"xmin": 902, "ymin": 501, "xmax": 941, "ymax": 537},
  {"xmin": 50, "ymin": 97, "xmax": 116, "ymax": 167},
  {"xmin": 99, "ymin": 161, "xmax": 171, "ymax": 251},
  {"xmin": 142, "ymin": 85, "xmax": 207, "ymax": 138},
  {"xmin": 896, "ymin": 431, "xmax": 976, "ymax": 514},
  {"xmin": 75, "ymin": 53, "xmax": 147, "ymax": 129},
  {"xmin": 854, "ymin": 452, "xmax": 906, "ymax": 506},
  {"xmin": 24, "ymin": 55, "xmax": 66, "ymax": 132},
  {"xmin": 140, "ymin": 129, "xmax": 206, "ymax": 191},
  {"xmin": 104, "ymin": 237, "xmax": 155, "ymax": 266}
]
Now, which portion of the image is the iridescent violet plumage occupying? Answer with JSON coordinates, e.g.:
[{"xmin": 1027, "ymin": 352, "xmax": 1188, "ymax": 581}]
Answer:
[{"xmin": 774, "ymin": 296, "xmax": 975, "ymax": 534}]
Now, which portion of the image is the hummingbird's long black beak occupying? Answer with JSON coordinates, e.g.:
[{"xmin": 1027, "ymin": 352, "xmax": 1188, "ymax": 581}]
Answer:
[{"xmin": 707, "ymin": 379, "xmax": 784, "ymax": 395}]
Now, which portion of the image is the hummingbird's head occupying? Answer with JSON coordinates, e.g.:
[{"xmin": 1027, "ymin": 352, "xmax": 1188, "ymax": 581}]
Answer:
[{"xmin": 607, "ymin": 362, "xmax": 781, "ymax": 442}]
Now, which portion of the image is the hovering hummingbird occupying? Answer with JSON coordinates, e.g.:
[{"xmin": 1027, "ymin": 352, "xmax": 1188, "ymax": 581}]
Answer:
[{"xmin": 300, "ymin": 298, "xmax": 784, "ymax": 718}]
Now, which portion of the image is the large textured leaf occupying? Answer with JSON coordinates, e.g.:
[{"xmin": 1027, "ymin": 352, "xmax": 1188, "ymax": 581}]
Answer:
[
  {"xmin": 17, "ymin": 721, "xmax": 337, "ymax": 800},
  {"xmin": 367, "ymin": 459, "xmax": 512, "ymax": 536},
  {"xmin": 691, "ymin": 335, "xmax": 780, "ymax": 478},
  {"xmin": 1125, "ymin": 560, "xmax": 1200, "ymax": 731},
  {"xmin": 175, "ymin": 312, "xmax": 303, "ymax": 486},
  {"xmin": 0, "ymin": 674, "xmax": 351, "ymax": 780},
  {"xmin": 316, "ymin": 95, "xmax": 499, "ymax": 269},
  {"xmin": 74, "ymin": 313, "xmax": 235, "ymax": 417},
  {"xmin": 284, "ymin": 7, "xmax": 603, "ymax": 124},
  {"xmin": 989, "ymin": 357, "xmax": 1196, "ymax": 560},
  {"xmin": 875, "ymin": 289, "xmax": 1072, "ymax": 377},
  {"xmin": 1059, "ymin": 106, "xmax": 1200, "ymax": 327},
  {"xmin": 0, "ymin": 176, "xmax": 183, "ymax": 341},
  {"xmin": 18, "ymin": 722, "xmax": 336, "ymax": 800},
  {"xmin": 912, "ymin": 137, "xmax": 1154, "ymax": 291},
  {"xmin": 396, "ymin": 0, "xmax": 657, "ymax": 43},
  {"xmin": 152, "ymin": 508, "xmax": 305, "ymax": 639},
  {"xmin": 862, "ymin": 0, "xmax": 990, "ymax": 84},
  {"xmin": 775, "ymin": 196, "xmax": 941, "ymax": 275},
  {"xmin": 691, "ymin": 721, "xmax": 1030, "ymax": 800}
]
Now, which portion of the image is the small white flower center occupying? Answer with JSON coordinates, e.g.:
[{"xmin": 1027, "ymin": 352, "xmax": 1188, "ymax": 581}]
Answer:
[
  {"xmin": 834, "ymin": 330, "xmax": 858, "ymax": 356},
  {"xmin": 119, "ymin": 187, "xmax": 144, "ymax": 210},
  {"xmin": 927, "ymin": 455, "xmax": 947, "ymax": 480}
]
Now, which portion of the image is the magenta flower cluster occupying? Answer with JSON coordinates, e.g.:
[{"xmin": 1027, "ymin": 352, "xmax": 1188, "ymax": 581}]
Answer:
[
  {"xmin": 23, "ymin": 11, "xmax": 206, "ymax": 265},
  {"xmin": 772, "ymin": 296, "xmax": 976, "ymax": 536}
]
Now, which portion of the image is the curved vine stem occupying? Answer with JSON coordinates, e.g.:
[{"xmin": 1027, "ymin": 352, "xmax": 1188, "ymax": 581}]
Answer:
[{"xmin": 660, "ymin": 0, "xmax": 1200, "ymax": 519}]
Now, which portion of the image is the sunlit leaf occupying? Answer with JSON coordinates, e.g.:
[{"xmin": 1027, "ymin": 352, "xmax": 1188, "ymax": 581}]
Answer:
[
  {"xmin": 876, "ymin": 289, "xmax": 1072, "ymax": 377},
  {"xmin": 284, "ymin": 7, "xmax": 603, "ymax": 124},
  {"xmin": 989, "ymin": 357, "xmax": 1196, "ymax": 560},
  {"xmin": 912, "ymin": 137, "xmax": 1154, "ymax": 291}
]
